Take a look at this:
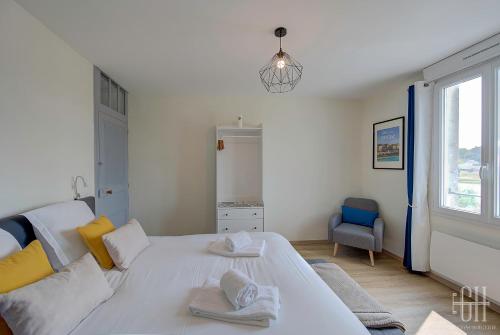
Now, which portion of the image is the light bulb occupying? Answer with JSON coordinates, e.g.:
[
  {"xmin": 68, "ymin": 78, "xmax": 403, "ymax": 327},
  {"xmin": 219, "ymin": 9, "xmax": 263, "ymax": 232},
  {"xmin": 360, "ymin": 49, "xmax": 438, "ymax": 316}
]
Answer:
[{"xmin": 276, "ymin": 59, "xmax": 285, "ymax": 69}]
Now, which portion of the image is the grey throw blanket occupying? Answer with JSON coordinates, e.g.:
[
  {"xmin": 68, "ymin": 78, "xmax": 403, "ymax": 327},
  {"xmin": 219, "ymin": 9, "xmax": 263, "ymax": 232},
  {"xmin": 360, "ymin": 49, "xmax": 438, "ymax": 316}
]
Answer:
[{"xmin": 312, "ymin": 263, "xmax": 406, "ymax": 332}]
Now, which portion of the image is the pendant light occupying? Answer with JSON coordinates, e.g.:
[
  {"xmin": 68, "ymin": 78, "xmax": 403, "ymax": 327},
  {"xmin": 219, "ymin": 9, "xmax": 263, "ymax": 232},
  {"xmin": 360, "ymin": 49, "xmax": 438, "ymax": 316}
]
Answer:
[{"xmin": 259, "ymin": 27, "xmax": 303, "ymax": 93}]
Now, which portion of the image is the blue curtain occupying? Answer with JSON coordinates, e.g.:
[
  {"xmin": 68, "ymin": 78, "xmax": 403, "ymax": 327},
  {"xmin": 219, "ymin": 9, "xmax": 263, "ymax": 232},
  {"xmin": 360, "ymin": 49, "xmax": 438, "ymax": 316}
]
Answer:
[{"xmin": 403, "ymin": 85, "xmax": 415, "ymax": 270}]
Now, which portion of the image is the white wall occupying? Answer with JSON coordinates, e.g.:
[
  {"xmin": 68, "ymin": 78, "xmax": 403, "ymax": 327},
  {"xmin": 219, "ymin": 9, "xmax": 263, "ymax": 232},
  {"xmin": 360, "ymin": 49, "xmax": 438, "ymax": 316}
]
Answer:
[
  {"xmin": 128, "ymin": 95, "xmax": 362, "ymax": 240},
  {"xmin": 360, "ymin": 74, "xmax": 421, "ymax": 256},
  {"xmin": 0, "ymin": 0, "xmax": 94, "ymax": 217}
]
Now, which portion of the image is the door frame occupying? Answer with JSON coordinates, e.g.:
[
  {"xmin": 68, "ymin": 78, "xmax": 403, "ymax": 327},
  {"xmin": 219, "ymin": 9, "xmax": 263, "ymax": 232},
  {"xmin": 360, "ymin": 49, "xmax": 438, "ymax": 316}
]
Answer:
[{"xmin": 93, "ymin": 66, "xmax": 129, "ymax": 218}]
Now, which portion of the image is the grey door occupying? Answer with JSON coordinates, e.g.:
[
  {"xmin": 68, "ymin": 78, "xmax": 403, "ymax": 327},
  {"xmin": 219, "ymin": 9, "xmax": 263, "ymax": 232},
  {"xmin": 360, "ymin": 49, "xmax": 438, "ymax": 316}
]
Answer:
[{"xmin": 94, "ymin": 67, "xmax": 129, "ymax": 227}]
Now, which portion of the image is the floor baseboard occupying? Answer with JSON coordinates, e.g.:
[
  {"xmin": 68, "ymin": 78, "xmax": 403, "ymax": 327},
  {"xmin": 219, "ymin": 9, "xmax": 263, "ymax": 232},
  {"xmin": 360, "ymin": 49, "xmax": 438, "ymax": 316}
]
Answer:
[{"xmin": 382, "ymin": 249, "xmax": 403, "ymax": 263}]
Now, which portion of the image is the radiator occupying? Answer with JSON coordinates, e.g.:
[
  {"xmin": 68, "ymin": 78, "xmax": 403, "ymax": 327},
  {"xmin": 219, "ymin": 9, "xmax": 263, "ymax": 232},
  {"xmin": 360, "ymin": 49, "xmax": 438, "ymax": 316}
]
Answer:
[{"xmin": 430, "ymin": 231, "xmax": 500, "ymax": 305}]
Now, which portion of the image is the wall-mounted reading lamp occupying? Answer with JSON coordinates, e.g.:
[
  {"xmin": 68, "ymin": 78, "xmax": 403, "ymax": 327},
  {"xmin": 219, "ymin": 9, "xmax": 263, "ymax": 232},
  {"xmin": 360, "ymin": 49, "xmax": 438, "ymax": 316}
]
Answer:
[{"xmin": 72, "ymin": 176, "xmax": 88, "ymax": 200}]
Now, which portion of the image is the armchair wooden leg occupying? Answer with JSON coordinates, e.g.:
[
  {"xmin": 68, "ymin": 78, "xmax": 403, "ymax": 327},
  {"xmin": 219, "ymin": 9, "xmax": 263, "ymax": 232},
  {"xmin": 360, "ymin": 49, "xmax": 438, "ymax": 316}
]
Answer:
[
  {"xmin": 333, "ymin": 243, "xmax": 339, "ymax": 257},
  {"xmin": 369, "ymin": 250, "xmax": 374, "ymax": 266}
]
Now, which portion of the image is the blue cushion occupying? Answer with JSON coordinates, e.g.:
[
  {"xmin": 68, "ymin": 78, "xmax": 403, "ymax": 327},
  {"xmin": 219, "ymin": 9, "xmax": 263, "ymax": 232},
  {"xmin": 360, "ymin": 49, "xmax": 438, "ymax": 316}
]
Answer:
[{"xmin": 341, "ymin": 206, "xmax": 378, "ymax": 228}]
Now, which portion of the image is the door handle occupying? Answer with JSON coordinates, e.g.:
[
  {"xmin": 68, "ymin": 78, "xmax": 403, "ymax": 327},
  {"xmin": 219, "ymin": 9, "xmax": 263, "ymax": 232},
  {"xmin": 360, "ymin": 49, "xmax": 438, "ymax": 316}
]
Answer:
[
  {"xmin": 479, "ymin": 164, "xmax": 488, "ymax": 180},
  {"xmin": 105, "ymin": 189, "xmax": 113, "ymax": 195}
]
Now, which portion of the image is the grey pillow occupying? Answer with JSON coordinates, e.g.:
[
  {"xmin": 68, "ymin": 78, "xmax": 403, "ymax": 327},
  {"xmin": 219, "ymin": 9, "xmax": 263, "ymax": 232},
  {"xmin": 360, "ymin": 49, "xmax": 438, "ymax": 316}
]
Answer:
[{"xmin": 0, "ymin": 253, "xmax": 113, "ymax": 335}]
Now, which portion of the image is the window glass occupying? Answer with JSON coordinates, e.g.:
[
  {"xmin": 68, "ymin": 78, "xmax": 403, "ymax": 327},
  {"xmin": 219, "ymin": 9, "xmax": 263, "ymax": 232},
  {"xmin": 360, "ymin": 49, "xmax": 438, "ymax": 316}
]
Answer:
[
  {"xmin": 118, "ymin": 88, "xmax": 126, "ymax": 115},
  {"xmin": 100, "ymin": 74, "xmax": 109, "ymax": 106},
  {"xmin": 110, "ymin": 81, "xmax": 118, "ymax": 111},
  {"xmin": 442, "ymin": 76, "xmax": 482, "ymax": 213}
]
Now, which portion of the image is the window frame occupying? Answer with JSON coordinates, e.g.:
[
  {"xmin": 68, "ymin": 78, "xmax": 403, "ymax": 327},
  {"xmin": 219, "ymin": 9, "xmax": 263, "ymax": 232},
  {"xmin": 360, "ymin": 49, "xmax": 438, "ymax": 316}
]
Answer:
[
  {"xmin": 493, "ymin": 58, "xmax": 500, "ymax": 220},
  {"xmin": 432, "ymin": 60, "xmax": 500, "ymax": 227},
  {"xmin": 97, "ymin": 69, "xmax": 128, "ymax": 122}
]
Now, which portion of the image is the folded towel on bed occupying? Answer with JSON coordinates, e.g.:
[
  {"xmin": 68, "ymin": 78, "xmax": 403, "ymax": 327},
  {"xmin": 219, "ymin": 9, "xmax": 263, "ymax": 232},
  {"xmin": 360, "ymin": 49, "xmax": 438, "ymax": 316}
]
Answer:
[
  {"xmin": 224, "ymin": 231, "xmax": 252, "ymax": 252},
  {"xmin": 208, "ymin": 239, "xmax": 265, "ymax": 257},
  {"xmin": 189, "ymin": 278, "xmax": 279, "ymax": 327},
  {"xmin": 220, "ymin": 269, "xmax": 258, "ymax": 309}
]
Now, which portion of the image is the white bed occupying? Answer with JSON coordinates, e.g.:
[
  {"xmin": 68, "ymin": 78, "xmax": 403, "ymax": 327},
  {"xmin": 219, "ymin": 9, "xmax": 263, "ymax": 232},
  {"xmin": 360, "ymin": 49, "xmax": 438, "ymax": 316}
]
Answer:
[{"xmin": 71, "ymin": 232, "xmax": 370, "ymax": 335}]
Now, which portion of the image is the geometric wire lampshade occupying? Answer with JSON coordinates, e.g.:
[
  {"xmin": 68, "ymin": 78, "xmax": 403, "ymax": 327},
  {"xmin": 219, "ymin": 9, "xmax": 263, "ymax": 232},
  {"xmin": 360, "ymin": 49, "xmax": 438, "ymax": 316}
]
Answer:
[{"xmin": 259, "ymin": 27, "xmax": 303, "ymax": 93}]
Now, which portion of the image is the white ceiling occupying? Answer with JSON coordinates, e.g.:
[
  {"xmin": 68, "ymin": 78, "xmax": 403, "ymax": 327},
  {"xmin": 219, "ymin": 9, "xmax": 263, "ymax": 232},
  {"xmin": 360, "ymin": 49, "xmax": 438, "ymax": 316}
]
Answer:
[{"xmin": 15, "ymin": 0, "xmax": 500, "ymax": 98}]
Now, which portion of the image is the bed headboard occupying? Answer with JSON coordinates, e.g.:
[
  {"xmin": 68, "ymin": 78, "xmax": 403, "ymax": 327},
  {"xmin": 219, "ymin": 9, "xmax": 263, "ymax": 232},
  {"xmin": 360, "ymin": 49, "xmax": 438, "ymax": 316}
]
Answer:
[
  {"xmin": 0, "ymin": 196, "xmax": 95, "ymax": 248},
  {"xmin": 80, "ymin": 196, "xmax": 95, "ymax": 215}
]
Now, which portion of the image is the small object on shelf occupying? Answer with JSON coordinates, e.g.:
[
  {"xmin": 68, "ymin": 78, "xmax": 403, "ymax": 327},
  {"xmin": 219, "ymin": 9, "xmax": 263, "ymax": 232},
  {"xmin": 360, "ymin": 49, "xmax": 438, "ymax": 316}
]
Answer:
[
  {"xmin": 217, "ymin": 139, "xmax": 224, "ymax": 151},
  {"xmin": 238, "ymin": 115, "xmax": 243, "ymax": 128}
]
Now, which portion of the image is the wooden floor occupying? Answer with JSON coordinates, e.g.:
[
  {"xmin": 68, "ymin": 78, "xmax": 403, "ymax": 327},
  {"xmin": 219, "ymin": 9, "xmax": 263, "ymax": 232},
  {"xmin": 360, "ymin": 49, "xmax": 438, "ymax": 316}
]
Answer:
[{"xmin": 293, "ymin": 242, "xmax": 500, "ymax": 335}]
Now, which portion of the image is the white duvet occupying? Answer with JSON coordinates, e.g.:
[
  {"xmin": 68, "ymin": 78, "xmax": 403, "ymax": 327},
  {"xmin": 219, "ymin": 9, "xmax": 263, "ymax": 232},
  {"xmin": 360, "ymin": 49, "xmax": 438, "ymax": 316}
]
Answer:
[{"xmin": 71, "ymin": 232, "xmax": 369, "ymax": 335}]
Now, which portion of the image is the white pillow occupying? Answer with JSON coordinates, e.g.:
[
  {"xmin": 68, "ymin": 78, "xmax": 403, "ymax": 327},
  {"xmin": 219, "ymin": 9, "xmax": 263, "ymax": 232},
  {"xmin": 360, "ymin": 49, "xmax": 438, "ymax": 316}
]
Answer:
[
  {"xmin": 103, "ymin": 218, "xmax": 150, "ymax": 270},
  {"xmin": 0, "ymin": 253, "xmax": 113, "ymax": 335},
  {"xmin": 23, "ymin": 200, "xmax": 95, "ymax": 270},
  {"xmin": 0, "ymin": 229, "xmax": 21, "ymax": 259}
]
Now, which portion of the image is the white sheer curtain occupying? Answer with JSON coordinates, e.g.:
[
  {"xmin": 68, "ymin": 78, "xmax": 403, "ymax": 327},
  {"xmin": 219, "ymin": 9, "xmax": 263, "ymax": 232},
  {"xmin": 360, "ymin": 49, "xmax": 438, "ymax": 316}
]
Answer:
[{"xmin": 410, "ymin": 81, "xmax": 433, "ymax": 272}]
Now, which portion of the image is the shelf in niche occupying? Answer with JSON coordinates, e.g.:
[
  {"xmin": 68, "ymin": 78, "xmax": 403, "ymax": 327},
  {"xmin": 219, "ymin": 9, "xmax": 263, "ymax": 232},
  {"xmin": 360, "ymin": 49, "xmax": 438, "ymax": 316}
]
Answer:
[
  {"xmin": 217, "ymin": 127, "xmax": 262, "ymax": 139},
  {"xmin": 216, "ymin": 124, "xmax": 264, "ymax": 232}
]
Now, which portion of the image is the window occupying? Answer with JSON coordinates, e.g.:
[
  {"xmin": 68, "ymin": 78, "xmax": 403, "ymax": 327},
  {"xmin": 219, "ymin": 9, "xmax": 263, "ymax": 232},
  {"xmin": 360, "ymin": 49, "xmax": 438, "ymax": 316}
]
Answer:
[
  {"xmin": 435, "ymin": 58, "xmax": 500, "ymax": 225},
  {"xmin": 98, "ymin": 70, "xmax": 127, "ymax": 116},
  {"xmin": 442, "ymin": 77, "xmax": 482, "ymax": 213}
]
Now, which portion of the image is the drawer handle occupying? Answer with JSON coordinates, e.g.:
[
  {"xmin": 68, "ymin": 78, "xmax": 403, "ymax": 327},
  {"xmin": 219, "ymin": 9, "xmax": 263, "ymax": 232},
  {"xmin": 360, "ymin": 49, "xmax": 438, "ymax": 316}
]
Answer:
[
  {"xmin": 224, "ymin": 213, "xmax": 229, "ymax": 216},
  {"xmin": 253, "ymin": 226, "xmax": 257, "ymax": 230},
  {"xmin": 224, "ymin": 228, "xmax": 229, "ymax": 231},
  {"xmin": 253, "ymin": 213, "xmax": 257, "ymax": 216}
]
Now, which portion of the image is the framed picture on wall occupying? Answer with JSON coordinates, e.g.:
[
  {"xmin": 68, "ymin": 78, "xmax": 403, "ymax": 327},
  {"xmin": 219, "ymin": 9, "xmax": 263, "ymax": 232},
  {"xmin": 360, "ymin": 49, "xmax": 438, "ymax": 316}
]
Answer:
[{"xmin": 373, "ymin": 117, "xmax": 405, "ymax": 170}]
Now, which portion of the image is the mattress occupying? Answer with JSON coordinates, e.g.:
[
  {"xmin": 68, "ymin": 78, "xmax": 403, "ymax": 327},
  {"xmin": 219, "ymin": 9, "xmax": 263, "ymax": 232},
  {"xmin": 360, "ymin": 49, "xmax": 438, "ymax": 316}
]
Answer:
[{"xmin": 71, "ymin": 232, "xmax": 370, "ymax": 335}]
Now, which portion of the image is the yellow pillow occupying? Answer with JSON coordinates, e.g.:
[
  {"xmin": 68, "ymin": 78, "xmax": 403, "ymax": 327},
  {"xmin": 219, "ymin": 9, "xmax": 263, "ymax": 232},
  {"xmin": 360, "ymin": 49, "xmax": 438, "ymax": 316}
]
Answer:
[
  {"xmin": 0, "ymin": 240, "xmax": 54, "ymax": 294},
  {"xmin": 77, "ymin": 215, "xmax": 115, "ymax": 269}
]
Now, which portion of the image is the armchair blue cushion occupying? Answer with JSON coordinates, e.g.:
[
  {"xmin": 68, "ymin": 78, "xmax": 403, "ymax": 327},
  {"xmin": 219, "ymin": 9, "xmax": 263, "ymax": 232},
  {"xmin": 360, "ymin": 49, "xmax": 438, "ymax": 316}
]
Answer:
[{"xmin": 341, "ymin": 206, "xmax": 378, "ymax": 228}]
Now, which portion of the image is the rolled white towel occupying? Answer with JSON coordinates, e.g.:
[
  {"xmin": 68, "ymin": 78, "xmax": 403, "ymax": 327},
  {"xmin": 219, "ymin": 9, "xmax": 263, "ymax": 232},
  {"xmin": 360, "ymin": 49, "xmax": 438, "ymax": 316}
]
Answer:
[
  {"xmin": 224, "ymin": 231, "xmax": 252, "ymax": 252},
  {"xmin": 220, "ymin": 269, "xmax": 259, "ymax": 309}
]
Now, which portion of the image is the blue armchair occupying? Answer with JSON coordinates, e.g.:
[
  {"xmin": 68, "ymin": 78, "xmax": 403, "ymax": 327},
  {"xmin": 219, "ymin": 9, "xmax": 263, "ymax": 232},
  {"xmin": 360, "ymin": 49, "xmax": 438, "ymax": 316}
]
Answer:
[{"xmin": 328, "ymin": 197, "xmax": 384, "ymax": 266}]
